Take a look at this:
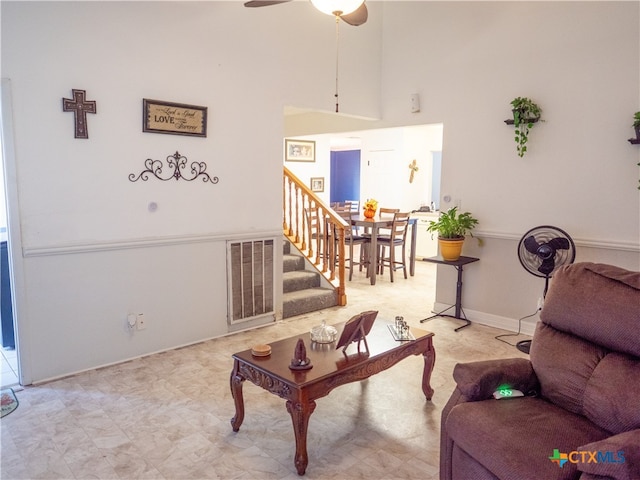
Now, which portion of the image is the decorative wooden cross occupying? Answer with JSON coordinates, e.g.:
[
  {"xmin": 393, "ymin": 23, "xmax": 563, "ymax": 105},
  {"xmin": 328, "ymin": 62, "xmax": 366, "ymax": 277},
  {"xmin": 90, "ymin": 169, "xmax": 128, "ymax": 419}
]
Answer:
[
  {"xmin": 408, "ymin": 159, "xmax": 419, "ymax": 183},
  {"xmin": 62, "ymin": 89, "xmax": 96, "ymax": 139}
]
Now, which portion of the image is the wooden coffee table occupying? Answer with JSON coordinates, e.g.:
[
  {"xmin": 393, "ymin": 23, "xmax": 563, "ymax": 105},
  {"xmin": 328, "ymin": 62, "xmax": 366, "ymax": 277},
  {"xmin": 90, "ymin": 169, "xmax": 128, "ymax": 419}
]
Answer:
[{"xmin": 229, "ymin": 320, "xmax": 435, "ymax": 475}]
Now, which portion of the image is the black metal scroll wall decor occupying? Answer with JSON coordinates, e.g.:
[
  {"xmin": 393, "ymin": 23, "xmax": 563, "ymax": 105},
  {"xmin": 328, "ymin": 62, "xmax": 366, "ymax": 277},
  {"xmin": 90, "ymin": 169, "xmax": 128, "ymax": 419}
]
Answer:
[{"xmin": 129, "ymin": 151, "xmax": 219, "ymax": 184}]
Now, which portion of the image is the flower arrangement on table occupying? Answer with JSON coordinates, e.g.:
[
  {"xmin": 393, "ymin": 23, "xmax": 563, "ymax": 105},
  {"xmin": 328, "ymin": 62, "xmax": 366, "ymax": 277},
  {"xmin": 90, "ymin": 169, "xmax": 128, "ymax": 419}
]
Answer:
[{"xmin": 363, "ymin": 199, "xmax": 378, "ymax": 218}]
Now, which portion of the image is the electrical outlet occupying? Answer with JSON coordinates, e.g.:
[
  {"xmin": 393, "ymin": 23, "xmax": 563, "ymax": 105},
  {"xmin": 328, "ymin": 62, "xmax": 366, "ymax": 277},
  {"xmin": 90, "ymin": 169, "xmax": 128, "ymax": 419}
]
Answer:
[
  {"xmin": 136, "ymin": 313, "xmax": 146, "ymax": 330},
  {"xmin": 127, "ymin": 314, "xmax": 137, "ymax": 330},
  {"xmin": 537, "ymin": 297, "xmax": 544, "ymax": 310}
]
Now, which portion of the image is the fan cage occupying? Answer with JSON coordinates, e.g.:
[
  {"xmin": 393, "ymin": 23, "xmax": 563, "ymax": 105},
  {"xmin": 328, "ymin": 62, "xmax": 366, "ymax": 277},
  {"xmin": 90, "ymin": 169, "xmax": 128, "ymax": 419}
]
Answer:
[{"xmin": 517, "ymin": 225, "xmax": 576, "ymax": 278}]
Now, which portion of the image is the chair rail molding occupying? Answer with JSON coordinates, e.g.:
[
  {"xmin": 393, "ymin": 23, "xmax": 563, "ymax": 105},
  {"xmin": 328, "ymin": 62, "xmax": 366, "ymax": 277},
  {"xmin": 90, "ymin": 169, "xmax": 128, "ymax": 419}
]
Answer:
[
  {"xmin": 22, "ymin": 230, "xmax": 283, "ymax": 257},
  {"xmin": 475, "ymin": 230, "xmax": 639, "ymax": 253}
]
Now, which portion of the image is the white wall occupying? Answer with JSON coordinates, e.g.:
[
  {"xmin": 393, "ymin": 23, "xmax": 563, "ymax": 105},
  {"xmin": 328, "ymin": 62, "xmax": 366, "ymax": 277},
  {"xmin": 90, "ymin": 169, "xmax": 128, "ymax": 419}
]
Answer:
[{"xmin": 1, "ymin": 1, "xmax": 382, "ymax": 383}]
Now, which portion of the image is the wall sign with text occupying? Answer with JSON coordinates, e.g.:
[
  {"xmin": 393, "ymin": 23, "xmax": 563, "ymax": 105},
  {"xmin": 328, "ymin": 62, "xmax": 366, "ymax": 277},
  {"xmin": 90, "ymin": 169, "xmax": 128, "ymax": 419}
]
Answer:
[{"xmin": 143, "ymin": 99, "xmax": 207, "ymax": 137}]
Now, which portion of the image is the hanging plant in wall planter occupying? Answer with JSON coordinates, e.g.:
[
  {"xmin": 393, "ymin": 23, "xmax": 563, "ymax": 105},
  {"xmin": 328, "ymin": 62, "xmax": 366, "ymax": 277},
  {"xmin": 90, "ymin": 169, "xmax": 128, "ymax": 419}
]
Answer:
[
  {"xmin": 630, "ymin": 112, "xmax": 640, "ymax": 189},
  {"xmin": 505, "ymin": 97, "xmax": 542, "ymax": 157},
  {"xmin": 628, "ymin": 111, "xmax": 640, "ymax": 145}
]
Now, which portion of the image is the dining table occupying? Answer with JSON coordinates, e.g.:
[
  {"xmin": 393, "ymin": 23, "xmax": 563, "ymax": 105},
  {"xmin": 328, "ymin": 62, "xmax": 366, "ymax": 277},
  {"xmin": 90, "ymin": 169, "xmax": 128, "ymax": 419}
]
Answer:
[{"xmin": 350, "ymin": 213, "xmax": 418, "ymax": 285}]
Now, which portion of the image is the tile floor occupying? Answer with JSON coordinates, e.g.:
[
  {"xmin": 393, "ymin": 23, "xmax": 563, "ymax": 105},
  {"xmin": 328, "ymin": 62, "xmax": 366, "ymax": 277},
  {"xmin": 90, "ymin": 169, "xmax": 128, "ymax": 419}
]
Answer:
[
  {"xmin": 0, "ymin": 261, "xmax": 530, "ymax": 479},
  {"xmin": 1, "ymin": 346, "xmax": 18, "ymax": 388}
]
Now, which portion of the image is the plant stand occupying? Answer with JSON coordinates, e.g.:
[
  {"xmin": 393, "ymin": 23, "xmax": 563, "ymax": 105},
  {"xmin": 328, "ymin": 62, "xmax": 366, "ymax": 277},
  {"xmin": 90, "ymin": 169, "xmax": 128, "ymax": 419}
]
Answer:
[{"xmin": 419, "ymin": 256, "xmax": 479, "ymax": 331}]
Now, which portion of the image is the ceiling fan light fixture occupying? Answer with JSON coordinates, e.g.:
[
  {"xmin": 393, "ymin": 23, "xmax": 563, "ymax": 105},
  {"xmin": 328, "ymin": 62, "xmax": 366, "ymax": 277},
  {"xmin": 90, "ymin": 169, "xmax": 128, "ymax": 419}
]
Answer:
[{"xmin": 309, "ymin": 0, "xmax": 364, "ymax": 16}]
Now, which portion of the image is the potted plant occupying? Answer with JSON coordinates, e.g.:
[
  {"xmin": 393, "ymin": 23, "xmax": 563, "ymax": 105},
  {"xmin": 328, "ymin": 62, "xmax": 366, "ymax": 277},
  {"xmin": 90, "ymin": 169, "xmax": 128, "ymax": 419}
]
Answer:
[
  {"xmin": 363, "ymin": 198, "xmax": 378, "ymax": 218},
  {"xmin": 509, "ymin": 97, "xmax": 542, "ymax": 157},
  {"xmin": 427, "ymin": 207, "xmax": 479, "ymax": 261}
]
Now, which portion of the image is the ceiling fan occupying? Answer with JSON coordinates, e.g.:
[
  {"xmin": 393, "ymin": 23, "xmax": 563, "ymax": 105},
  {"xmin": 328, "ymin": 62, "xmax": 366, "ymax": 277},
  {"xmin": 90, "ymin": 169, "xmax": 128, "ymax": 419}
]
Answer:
[{"xmin": 243, "ymin": 1, "xmax": 368, "ymax": 26}]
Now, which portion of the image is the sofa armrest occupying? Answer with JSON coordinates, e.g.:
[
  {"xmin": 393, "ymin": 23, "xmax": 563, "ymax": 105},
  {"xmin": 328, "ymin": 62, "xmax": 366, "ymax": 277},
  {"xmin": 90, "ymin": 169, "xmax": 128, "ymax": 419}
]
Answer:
[
  {"xmin": 577, "ymin": 430, "xmax": 640, "ymax": 480},
  {"xmin": 453, "ymin": 358, "xmax": 539, "ymax": 401}
]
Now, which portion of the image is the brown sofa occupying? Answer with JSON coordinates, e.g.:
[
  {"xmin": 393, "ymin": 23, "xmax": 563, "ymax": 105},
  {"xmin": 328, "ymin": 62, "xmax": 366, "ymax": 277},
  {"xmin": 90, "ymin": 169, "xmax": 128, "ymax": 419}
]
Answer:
[{"xmin": 440, "ymin": 262, "xmax": 640, "ymax": 480}]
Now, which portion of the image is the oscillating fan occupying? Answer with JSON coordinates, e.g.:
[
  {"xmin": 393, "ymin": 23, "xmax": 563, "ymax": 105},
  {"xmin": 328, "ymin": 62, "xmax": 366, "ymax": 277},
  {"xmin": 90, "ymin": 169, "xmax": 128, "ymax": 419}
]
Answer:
[{"xmin": 516, "ymin": 225, "xmax": 576, "ymax": 353}]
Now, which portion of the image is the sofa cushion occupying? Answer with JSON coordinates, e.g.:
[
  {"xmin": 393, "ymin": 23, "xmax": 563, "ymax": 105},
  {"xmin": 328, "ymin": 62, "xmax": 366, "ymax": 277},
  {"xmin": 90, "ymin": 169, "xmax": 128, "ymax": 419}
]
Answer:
[
  {"xmin": 577, "ymin": 430, "xmax": 640, "ymax": 480},
  {"xmin": 446, "ymin": 397, "xmax": 610, "ymax": 480},
  {"xmin": 530, "ymin": 322, "xmax": 608, "ymax": 415},
  {"xmin": 452, "ymin": 445, "xmax": 499, "ymax": 480},
  {"xmin": 540, "ymin": 263, "xmax": 640, "ymax": 357},
  {"xmin": 582, "ymin": 352, "xmax": 640, "ymax": 434}
]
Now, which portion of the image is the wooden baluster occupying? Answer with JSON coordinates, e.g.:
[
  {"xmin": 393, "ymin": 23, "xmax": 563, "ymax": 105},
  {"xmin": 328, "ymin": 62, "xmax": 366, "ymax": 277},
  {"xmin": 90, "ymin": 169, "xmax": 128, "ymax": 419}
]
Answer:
[
  {"xmin": 283, "ymin": 175, "xmax": 288, "ymax": 235},
  {"xmin": 301, "ymin": 194, "xmax": 308, "ymax": 251},
  {"xmin": 335, "ymin": 223, "xmax": 345, "ymax": 290},
  {"xmin": 293, "ymin": 185, "xmax": 300, "ymax": 243}
]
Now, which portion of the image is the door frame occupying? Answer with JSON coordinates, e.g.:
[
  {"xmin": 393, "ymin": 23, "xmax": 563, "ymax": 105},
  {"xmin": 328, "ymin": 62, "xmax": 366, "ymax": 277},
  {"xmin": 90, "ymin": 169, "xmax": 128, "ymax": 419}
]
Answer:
[{"xmin": 1, "ymin": 78, "xmax": 29, "ymax": 385}]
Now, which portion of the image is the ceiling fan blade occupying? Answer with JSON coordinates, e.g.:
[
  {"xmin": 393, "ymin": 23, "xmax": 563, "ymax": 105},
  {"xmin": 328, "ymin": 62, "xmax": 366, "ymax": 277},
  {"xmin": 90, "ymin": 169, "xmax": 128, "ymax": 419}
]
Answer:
[
  {"xmin": 548, "ymin": 237, "xmax": 570, "ymax": 250},
  {"xmin": 523, "ymin": 235, "xmax": 540, "ymax": 255},
  {"xmin": 538, "ymin": 257, "xmax": 556, "ymax": 276},
  {"xmin": 340, "ymin": 2, "xmax": 368, "ymax": 26},
  {"xmin": 244, "ymin": 1, "xmax": 292, "ymax": 7}
]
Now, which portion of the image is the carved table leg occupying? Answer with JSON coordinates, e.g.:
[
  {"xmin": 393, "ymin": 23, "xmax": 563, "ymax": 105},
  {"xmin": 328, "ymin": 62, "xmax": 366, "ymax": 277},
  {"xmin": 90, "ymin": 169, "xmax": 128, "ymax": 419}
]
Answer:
[
  {"xmin": 230, "ymin": 361, "xmax": 245, "ymax": 432},
  {"xmin": 422, "ymin": 342, "xmax": 436, "ymax": 401},
  {"xmin": 286, "ymin": 399, "xmax": 317, "ymax": 475}
]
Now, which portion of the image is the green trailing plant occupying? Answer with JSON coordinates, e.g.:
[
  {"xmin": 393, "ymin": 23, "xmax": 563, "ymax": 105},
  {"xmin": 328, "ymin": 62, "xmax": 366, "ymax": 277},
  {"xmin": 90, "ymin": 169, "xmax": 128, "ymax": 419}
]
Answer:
[
  {"xmin": 634, "ymin": 113, "xmax": 640, "ymax": 190},
  {"xmin": 427, "ymin": 207, "xmax": 479, "ymax": 239},
  {"xmin": 511, "ymin": 97, "xmax": 542, "ymax": 157}
]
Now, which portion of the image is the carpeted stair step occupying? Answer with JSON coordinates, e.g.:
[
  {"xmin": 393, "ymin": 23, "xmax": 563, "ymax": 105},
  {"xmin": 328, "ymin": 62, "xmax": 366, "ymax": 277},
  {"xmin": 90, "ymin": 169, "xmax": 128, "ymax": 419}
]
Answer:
[
  {"xmin": 283, "ymin": 270, "xmax": 321, "ymax": 293},
  {"xmin": 283, "ymin": 288, "xmax": 337, "ymax": 319},
  {"xmin": 283, "ymin": 253, "xmax": 305, "ymax": 273},
  {"xmin": 282, "ymin": 238, "xmax": 338, "ymax": 318}
]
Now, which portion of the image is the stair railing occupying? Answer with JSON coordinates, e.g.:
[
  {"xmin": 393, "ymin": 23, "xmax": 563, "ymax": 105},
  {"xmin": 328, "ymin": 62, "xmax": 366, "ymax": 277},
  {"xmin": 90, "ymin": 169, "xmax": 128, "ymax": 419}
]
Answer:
[{"xmin": 283, "ymin": 166, "xmax": 347, "ymax": 306}]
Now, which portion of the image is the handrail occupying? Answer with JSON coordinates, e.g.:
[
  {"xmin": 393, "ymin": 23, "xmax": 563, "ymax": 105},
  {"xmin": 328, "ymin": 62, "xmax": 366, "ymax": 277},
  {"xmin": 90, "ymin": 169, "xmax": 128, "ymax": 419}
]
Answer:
[{"xmin": 283, "ymin": 166, "xmax": 347, "ymax": 306}]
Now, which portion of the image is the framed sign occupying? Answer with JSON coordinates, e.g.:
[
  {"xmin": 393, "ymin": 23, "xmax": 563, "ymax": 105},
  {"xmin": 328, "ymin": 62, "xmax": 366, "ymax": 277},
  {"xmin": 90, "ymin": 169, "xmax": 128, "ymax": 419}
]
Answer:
[
  {"xmin": 310, "ymin": 177, "xmax": 324, "ymax": 192},
  {"xmin": 143, "ymin": 99, "xmax": 207, "ymax": 137},
  {"xmin": 285, "ymin": 139, "xmax": 315, "ymax": 162}
]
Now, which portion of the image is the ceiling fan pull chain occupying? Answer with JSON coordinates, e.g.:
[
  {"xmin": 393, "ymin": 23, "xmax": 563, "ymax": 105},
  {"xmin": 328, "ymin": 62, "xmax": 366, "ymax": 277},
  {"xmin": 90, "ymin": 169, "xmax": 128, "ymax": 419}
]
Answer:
[{"xmin": 335, "ymin": 14, "xmax": 340, "ymax": 113}]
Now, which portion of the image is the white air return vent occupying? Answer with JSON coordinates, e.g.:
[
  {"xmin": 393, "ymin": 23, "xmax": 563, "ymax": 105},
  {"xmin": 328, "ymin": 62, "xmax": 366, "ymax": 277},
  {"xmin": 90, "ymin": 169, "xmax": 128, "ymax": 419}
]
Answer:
[{"xmin": 227, "ymin": 238, "xmax": 275, "ymax": 324}]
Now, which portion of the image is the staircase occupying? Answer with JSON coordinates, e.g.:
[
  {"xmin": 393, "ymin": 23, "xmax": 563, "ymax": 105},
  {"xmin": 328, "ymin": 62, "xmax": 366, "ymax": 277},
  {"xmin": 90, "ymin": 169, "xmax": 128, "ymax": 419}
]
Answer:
[{"xmin": 282, "ymin": 239, "xmax": 337, "ymax": 318}]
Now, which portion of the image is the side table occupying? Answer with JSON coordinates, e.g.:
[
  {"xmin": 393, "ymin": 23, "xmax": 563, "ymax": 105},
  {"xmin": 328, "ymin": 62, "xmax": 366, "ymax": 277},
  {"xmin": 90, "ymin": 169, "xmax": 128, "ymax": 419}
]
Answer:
[{"xmin": 420, "ymin": 255, "xmax": 479, "ymax": 331}]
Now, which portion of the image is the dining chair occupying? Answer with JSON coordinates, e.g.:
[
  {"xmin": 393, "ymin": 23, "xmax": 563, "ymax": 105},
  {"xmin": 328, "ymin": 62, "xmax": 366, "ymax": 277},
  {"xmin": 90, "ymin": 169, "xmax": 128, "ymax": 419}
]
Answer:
[
  {"xmin": 345, "ymin": 200, "xmax": 360, "ymax": 212},
  {"xmin": 304, "ymin": 206, "xmax": 325, "ymax": 261},
  {"xmin": 379, "ymin": 207, "xmax": 400, "ymax": 217},
  {"xmin": 336, "ymin": 211, "xmax": 370, "ymax": 280},
  {"xmin": 376, "ymin": 211, "xmax": 410, "ymax": 282},
  {"xmin": 374, "ymin": 207, "xmax": 400, "ymax": 241}
]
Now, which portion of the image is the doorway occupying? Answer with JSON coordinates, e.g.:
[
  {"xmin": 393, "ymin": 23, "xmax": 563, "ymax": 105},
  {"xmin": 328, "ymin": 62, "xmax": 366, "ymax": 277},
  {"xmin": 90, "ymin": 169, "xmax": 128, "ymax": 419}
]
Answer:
[
  {"xmin": 1, "ymin": 78, "xmax": 21, "ymax": 387},
  {"xmin": 330, "ymin": 150, "xmax": 361, "ymax": 204}
]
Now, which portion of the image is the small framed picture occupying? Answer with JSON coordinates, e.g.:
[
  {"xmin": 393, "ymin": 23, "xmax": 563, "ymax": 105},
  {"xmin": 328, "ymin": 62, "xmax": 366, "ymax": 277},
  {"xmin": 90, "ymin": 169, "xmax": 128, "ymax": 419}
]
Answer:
[
  {"xmin": 285, "ymin": 139, "xmax": 315, "ymax": 162},
  {"xmin": 310, "ymin": 177, "xmax": 324, "ymax": 192}
]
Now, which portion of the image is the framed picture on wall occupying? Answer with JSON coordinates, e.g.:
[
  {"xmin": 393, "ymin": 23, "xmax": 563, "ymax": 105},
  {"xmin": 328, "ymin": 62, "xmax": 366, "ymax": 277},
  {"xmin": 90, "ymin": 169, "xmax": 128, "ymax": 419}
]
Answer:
[
  {"xmin": 143, "ymin": 99, "xmax": 207, "ymax": 137},
  {"xmin": 285, "ymin": 139, "xmax": 315, "ymax": 162},
  {"xmin": 310, "ymin": 177, "xmax": 324, "ymax": 192}
]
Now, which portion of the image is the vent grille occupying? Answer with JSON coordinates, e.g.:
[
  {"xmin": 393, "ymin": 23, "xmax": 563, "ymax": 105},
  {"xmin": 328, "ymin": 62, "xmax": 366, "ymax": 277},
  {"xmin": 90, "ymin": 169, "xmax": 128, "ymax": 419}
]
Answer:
[{"xmin": 227, "ymin": 238, "xmax": 275, "ymax": 324}]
